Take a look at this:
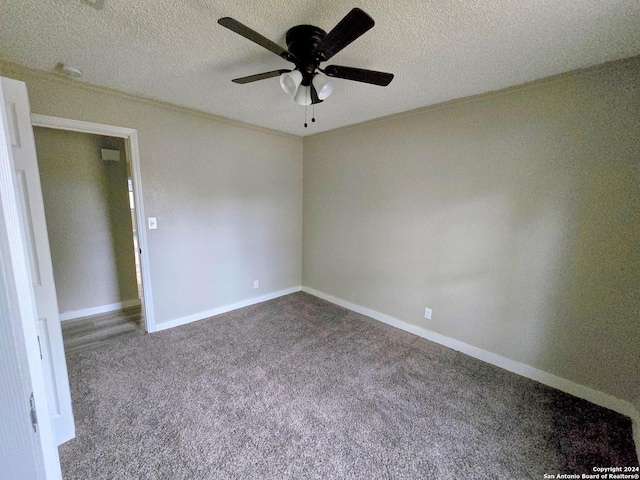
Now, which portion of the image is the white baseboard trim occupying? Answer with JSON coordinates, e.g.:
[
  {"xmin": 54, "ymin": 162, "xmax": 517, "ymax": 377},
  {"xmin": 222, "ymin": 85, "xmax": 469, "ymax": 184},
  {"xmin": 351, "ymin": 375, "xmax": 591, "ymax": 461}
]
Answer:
[
  {"xmin": 59, "ymin": 298, "xmax": 141, "ymax": 321},
  {"xmin": 302, "ymin": 286, "xmax": 640, "ymax": 454},
  {"xmin": 155, "ymin": 286, "xmax": 302, "ymax": 332}
]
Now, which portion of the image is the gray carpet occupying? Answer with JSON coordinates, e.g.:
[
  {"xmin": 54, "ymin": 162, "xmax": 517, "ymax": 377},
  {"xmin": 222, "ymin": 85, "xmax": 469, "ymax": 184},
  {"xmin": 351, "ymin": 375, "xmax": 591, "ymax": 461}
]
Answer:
[{"xmin": 59, "ymin": 292, "xmax": 638, "ymax": 479}]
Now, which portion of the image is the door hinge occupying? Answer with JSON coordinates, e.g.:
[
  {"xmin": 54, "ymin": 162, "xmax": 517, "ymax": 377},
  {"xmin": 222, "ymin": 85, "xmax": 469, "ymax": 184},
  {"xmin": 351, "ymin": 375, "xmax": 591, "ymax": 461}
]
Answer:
[
  {"xmin": 37, "ymin": 335, "xmax": 43, "ymax": 359},
  {"xmin": 29, "ymin": 393, "xmax": 38, "ymax": 433}
]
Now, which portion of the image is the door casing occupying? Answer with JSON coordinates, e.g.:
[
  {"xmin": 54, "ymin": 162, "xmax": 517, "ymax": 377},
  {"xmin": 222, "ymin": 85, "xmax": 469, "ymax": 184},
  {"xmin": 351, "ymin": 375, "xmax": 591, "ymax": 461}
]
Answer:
[{"xmin": 31, "ymin": 114, "xmax": 156, "ymax": 333}]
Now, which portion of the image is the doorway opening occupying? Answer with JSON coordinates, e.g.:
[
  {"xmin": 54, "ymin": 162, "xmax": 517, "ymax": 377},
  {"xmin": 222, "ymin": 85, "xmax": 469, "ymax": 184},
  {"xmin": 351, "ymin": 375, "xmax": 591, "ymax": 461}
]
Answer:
[{"xmin": 30, "ymin": 115, "xmax": 155, "ymax": 342}]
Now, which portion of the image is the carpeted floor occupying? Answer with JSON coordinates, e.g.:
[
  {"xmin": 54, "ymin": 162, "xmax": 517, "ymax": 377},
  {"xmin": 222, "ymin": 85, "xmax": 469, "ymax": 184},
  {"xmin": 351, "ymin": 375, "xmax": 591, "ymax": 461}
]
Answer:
[{"xmin": 59, "ymin": 292, "xmax": 638, "ymax": 479}]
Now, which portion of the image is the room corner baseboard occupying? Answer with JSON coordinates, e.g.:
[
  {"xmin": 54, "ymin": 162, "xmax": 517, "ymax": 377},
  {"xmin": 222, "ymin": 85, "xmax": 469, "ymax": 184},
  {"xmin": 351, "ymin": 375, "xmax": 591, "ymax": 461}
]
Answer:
[
  {"xmin": 59, "ymin": 298, "xmax": 141, "ymax": 321},
  {"xmin": 301, "ymin": 286, "xmax": 640, "ymax": 457},
  {"xmin": 154, "ymin": 286, "xmax": 302, "ymax": 332}
]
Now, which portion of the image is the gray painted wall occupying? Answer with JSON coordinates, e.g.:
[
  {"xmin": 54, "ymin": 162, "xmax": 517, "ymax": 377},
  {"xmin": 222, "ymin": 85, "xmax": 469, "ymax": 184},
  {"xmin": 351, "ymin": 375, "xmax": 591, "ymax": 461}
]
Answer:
[
  {"xmin": 2, "ymin": 58, "xmax": 636, "ymax": 412},
  {"xmin": 1, "ymin": 62, "xmax": 303, "ymax": 325},
  {"xmin": 33, "ymin": 128, "xmax": 138, "ymax": 314},
  {"xmin": 303, "ymin": 58, "xmax": 640, "ymax": 410}
]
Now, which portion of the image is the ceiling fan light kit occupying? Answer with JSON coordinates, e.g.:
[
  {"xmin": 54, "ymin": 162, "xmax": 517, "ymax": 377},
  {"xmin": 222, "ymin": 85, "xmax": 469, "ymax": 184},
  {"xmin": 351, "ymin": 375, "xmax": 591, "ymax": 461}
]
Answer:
[
  {"xmin": 218, "ymin": 8, "xmax": 394, "ymax": 127},
  {"xmin": 281, "ymin": 70, "xmax": 334, "ymax": 104},
  {"xmin": 280, "ymin": 70, "xmax": 302, "ymax": 95},
  {"xmin": 312, "ymin": 73, "xmax": 334, "ymax": 101},
  {"xmin": 293, "ymin": 85, "xmax": 312, "ymax": 106}
]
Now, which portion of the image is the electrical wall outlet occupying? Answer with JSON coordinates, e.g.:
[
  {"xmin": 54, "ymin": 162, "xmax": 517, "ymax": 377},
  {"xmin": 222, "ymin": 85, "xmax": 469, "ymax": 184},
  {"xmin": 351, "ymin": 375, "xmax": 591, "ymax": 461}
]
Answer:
[
  {"xmin": 253, "ymin": 280, "xmax": 259, "ymax": 289},
  {"xmin": 424, "ymin": 308, "xmax": 432, "ymax": 320}
]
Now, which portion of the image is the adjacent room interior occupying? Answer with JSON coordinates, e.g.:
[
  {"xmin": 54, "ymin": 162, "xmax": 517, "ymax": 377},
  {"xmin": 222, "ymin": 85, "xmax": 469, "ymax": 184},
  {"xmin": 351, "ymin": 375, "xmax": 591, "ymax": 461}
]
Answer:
[
  {"xmin": 1, "ymin": 0, "xmax": 639, "ymax": 478},
  {"xmin": 33, "ymin": 128, "xmax": 145, "ymax": 352}
]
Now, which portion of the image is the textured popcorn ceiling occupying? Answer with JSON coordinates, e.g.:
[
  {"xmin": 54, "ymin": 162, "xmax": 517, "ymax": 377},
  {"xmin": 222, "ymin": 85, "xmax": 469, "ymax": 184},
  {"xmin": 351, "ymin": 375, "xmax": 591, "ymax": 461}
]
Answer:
[{"xmin": 2, "ymin": 0, "xmax": 640, "ymax": 136}]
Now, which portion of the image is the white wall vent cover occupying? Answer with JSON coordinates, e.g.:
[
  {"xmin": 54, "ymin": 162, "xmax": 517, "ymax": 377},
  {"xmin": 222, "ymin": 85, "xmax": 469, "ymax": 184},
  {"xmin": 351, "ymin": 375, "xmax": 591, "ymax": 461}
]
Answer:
[{"xmin": 100, "ymin": 148, "xmax": 120, "ymax": 162}]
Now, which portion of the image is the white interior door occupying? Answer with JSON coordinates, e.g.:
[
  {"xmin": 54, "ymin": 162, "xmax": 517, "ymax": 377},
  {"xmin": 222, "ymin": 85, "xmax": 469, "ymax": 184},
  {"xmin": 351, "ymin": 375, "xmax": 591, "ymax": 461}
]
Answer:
[
  {"xmin": 0, "ymin": 76, "xmax": 62, "ymax": 478},
  {"xmin": 0, "ymin": 212, "xmax": 61, "ymax": 480},
  {"xmin": 1, "ymin": 76, "xmax": 74, "ymax": 445}
]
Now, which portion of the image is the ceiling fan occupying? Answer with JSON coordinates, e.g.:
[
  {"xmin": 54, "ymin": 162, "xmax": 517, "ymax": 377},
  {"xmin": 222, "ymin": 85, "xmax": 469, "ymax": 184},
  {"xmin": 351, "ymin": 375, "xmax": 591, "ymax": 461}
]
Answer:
[{"xmin": 218, "ymin": 8, "xmax": 394, "ymax": 107}]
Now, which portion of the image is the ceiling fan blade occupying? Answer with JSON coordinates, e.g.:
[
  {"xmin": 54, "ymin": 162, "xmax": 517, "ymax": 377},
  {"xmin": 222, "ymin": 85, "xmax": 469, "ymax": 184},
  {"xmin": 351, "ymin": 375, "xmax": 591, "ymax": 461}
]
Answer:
[
  {"xmin": 218, "ymin": 17, "xmax": 295, "ymax": 63},
  {"xmin": 324, "ymin": 65, "xmax": 394, "ymax": 86},
  {"xmin": 232, "ymin": 69, "xmax": 291, "ymax": 84},
  {"xmin": 316, "ymin": 8, "xmax": 374, "ymax": 61}
]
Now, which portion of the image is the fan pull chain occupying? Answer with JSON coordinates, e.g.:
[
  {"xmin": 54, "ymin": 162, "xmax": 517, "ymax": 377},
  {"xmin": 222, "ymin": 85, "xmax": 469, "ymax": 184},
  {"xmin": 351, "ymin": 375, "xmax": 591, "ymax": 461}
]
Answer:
[
  {"xmin": 304, "ymin": 104, "xmax": 308, "ymax": 128},
  {"xmin": 312, "ymin": 104, "xmax": 316, "ymax": 123}
]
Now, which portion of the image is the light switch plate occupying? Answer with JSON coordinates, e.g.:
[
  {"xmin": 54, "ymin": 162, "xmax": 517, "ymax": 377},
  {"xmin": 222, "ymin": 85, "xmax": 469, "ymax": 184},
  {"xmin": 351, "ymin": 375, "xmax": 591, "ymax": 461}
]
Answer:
[{"xmin": 148, "ymin": 217, "xmax": 157, "ymax": 229}]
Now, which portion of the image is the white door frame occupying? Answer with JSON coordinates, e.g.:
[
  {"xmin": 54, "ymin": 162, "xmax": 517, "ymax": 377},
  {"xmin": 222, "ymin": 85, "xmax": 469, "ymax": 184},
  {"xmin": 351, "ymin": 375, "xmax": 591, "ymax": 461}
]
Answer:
[{"xmin": 31, "ymin": 114, "xmax": 156, "ymax": 333}]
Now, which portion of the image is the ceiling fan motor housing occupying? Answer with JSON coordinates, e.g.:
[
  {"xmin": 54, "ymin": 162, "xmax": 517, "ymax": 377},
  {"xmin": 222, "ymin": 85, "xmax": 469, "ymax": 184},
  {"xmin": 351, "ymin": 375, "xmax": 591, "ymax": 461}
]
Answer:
[{"xmin": 285, "ymin": 25, "xmax": 327, "ymax": 85}]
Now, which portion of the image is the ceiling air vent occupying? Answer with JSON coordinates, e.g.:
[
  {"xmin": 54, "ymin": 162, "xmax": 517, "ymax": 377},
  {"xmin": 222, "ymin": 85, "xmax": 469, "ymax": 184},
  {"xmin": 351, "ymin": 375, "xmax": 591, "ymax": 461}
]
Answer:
[
  {"xmin": 55, "ymin": 63, "xmax": 82, "ymax": 78},
  {"xmin": 83, "ymin": 0, "xmax": 106, "ymax": 9},
  {"xmin": 101, "ymin": 149, "xmax": 121, "ymax": 162}
]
